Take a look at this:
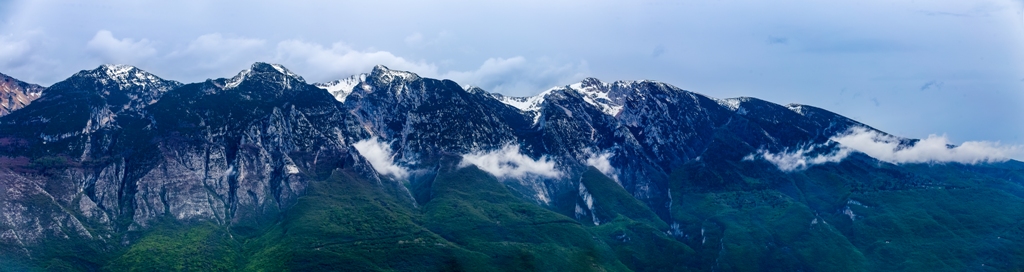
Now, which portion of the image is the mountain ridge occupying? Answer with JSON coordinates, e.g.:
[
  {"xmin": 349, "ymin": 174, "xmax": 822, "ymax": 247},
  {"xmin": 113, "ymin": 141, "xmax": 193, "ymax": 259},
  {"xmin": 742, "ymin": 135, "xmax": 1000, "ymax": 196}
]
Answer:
[{"xmin": 0, "ymin": 62, "xmax": 1021, "ymax": 271}]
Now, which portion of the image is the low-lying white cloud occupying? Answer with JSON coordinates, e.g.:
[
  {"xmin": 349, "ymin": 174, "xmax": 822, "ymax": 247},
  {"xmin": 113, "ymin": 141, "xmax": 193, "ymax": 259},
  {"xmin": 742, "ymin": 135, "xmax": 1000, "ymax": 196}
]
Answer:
[
  {"xmin": 833, "ymin": 127, "xmax": 1021, "ymax": 164},
  {"xmin": 352, "ymin": 137, "xmax": 409, "ymax": 180},
  {"xmin": 585, "ymin": 151, "xmax": 618, "ymax": 181},
  {"xmin": 86, "ymin": 30, "xmax": 157, "ymax": 65},
  {"xmin": 748, "ymin": 127, "xmax": 1022, "ymax": 172},
  {"xmin": 458, "ymin": 145, "xmax": 562, "ymax": 179},
  {"xmin": 743, "ymin": 145, "xmax": 851, "ymax": 172}
]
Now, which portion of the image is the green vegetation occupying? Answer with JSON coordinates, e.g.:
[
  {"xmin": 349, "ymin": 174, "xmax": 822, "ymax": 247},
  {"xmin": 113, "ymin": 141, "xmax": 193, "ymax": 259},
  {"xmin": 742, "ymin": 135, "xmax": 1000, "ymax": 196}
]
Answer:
[
  {"xmin": 420, "ymin": 163, "xmax": 627, "ymax": 271},
  {"xmin": 6, "ymin": 152, "xmax": 1024, "ymax": 271},
  {"xmin": 105, "ymin": 222, "xmax": 241, "ymax": 271}
]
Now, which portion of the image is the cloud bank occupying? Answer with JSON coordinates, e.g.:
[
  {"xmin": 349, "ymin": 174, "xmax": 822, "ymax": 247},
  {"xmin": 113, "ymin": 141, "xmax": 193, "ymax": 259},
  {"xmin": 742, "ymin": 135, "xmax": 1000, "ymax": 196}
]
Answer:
[
  {"xmin": 352, "ymin": 137, "xmax": 409, "ymax": 180},
  {"xmin": 748, "ymin": 127, "xmax": 1022, "ymax": 172},
  {"xmin": 458, "ymin": 145, "xmax": 561, "ymax": 179},
  {"xmin": 833, "ymin": 127, "xmax": 1021, "ymax": 164}
]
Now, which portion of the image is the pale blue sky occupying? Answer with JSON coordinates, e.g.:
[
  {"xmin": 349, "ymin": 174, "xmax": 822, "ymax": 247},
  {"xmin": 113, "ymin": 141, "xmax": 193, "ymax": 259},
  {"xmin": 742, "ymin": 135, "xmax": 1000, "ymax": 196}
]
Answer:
[{"xmin": 0, "ymin": 0, "xmax": 1022, "ymax": 154}]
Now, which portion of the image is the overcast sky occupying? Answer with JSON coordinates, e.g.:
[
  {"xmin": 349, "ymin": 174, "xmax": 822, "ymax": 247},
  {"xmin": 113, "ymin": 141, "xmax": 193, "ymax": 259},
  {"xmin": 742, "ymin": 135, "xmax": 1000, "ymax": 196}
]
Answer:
[{"xmin": 1, "ymin": 0, "xmax": 1022, "ymax": 155}]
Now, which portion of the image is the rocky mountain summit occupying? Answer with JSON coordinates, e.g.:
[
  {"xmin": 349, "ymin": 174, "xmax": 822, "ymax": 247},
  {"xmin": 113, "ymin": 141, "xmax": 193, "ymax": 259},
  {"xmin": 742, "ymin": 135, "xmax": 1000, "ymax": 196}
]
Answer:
[
  {"xmin": 0, "ymin": 72, "xmax": 45, "ymax": 117},
  {"xmin": 0, "ymin": 63, "xmax": 1021, "ymax": 271}
]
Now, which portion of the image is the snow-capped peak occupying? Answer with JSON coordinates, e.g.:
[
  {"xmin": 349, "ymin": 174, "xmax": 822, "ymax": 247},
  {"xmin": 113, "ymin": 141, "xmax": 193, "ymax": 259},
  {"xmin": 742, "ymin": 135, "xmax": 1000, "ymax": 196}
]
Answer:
[
  {"xmin": 715, "ymin": 97, "xmax": 756, "ymax": 115},
  {"xmin": 497, "ymin": 88, "xmax": 555, "ymax": 113},
  {"xmin": 715, "ymin": 98, "xmax": 741, "ymax": 111},
  {"xmin": 464, "ymin": 86, "xmax": 489, "ymax": 95},
  {"xmin": 249, "ymin": 62, "xmax": 303, "ymax": 80},
  {"xmin": 268, "ymin": 63, "xmax": 300, "ymax": 78},
  {"xmin": 567, "ymin": 77, "xmax": 625, "ymax": 116},
  {"xmin": 370, "ymin": 65, "xmax": 420, "ymax": 83},
  {"xmin": 315, "ymin": 74, "xmax": 367, "ymax": 102},
  {"xmin": 218, "ymin": 62, "xmax": 306, "ymax": 90},
  {"xmin": 494, "ymin": 77, "xmax": 632, "ymax": 122},
  {"xmin": 80, "ymin": 64, "xmax": 177, "ymax": 91},
  {"xmin": 270, "ymin": 64, "xmax": 288, "ymax": 74},
  {"xmin": 492, "ymin": 87, "xmax": 556, "ymax": 124},
  {"xmin": 786, "ymin": 103, "xmax": 806, "ymax": 115},
  {"xmin": 99, "ymin": 64, "xmax": 136, "ymax": 77},
  {"xmin": 224, "ymin": 69, "xmax": 250, "ymax": 89}
]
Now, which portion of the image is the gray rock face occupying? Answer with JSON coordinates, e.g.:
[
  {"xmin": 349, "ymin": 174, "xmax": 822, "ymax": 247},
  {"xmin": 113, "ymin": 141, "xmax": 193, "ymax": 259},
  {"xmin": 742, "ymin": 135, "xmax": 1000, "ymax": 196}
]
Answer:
[
  {"xmin": 343, "ymin": 65, "xmax": 526, "ymax": 159},
  {"xmin": 0, "ymin": 63, "xmax": 382, "ymax": 257}
]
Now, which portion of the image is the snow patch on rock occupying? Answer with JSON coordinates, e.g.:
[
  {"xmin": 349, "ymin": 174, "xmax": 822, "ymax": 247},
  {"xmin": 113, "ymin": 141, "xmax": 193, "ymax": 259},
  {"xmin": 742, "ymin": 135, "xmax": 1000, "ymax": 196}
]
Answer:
[
  {"xmin": 315, "ymin": 74, "xmax": 366, "ymax": 102},
  {"xmin": 786, "ymin": 104, "xmax": 805, "ymax": 115},
  {"xmin": 715, "ymin": 98, "xmax": 741, "ymax": 111},
  {"xmin": 225, "ymin": 69, "xmax": 250, "ymax": 89},
  {"xmin": 497, "ymin": 88, "xmax": 553, "ymax": 113},
  {"xmin": 575, "ymin": 182, "xmax": 600, "ymax": 225},
  {"xmin": 568, "ymin": 79, "xmax": 626, "ymax": 116}
]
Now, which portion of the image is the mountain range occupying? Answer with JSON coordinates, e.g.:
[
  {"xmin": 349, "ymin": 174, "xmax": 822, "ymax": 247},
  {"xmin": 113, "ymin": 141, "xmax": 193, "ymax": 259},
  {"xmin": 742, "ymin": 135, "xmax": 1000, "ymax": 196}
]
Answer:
[{"xmin": 0, "ymin": 62, "xmax": 1021, "ymax": 271}]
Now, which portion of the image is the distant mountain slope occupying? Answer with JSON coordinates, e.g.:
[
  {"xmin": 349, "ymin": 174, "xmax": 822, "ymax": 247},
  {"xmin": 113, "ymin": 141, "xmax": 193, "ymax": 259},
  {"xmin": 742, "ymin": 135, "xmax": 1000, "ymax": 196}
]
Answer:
[{"xmin": 0, "ymin": 72, "xmax": 45, "ymax": 117}]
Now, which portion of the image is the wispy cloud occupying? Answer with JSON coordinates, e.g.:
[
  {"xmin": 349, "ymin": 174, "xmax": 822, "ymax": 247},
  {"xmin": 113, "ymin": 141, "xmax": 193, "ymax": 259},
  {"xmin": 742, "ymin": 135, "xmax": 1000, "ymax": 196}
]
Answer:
[
  {"xmin": 440, "ymin": 56, "xmax": 588, "ymax": 96},
  {"xmin": 352, "ymin": 137, "xmax": 409, "ymax": 180},
  {"xmin": 801, "ymin": 38, "xmax": 906, "ymax": 54},
  {"xmin": 86, "ymin": 30, "xmax": 157, "ymax": 65},
  {"xmin": 274, "ymin": 39, "xmax": 439, "ymax": 83},
  {"xmin": 766, "ymin": 36, "xmax": 789, "ymax": 45},
  {"xmin": 168, "ymin": 33, "xmax": 266, "ymax": 72},
  {"xmin": 403, "ymin": 31, "xmax": 453, "ymax": 48},
  {"xmin": 651, "ymin": 45, "xmax": 666, "ymax": 58},
  {"xmin": 748, "ymin": 127, "xmax": 1022, "ymax": 172},
  {"xmin": 404, "ymin": 33, "xmax": 425, "ymax": 47},
  {"xmin": 0, "ymin": 33, "xmax": 32, "ymax": 68},
  {"xmin": 744, "ymin": 145, "xmax": 851, "ymax": 172},
  {"xmin": 585, "ymin": 151, "xmax": 618, "ymax": 181},
  {"xmin": 458, "ymin": 145, "xmax": 561, "ymax": 179},
  {"xmin": 919, "ymin": 80, "xmax": 943, "ymax": 91}
]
